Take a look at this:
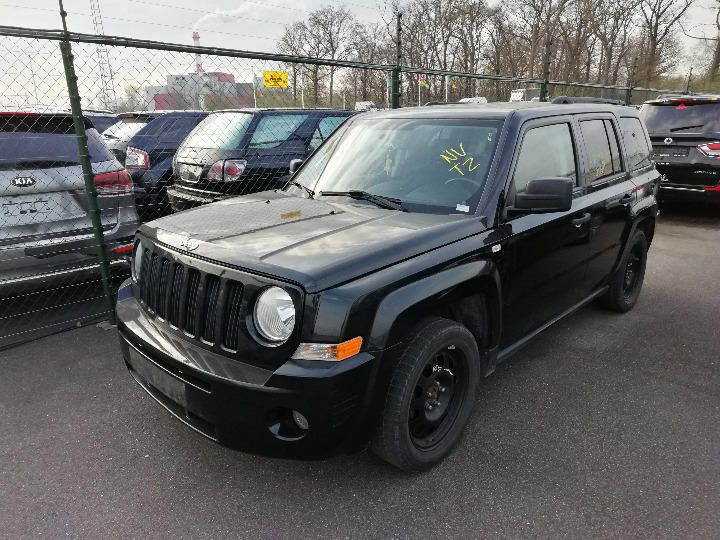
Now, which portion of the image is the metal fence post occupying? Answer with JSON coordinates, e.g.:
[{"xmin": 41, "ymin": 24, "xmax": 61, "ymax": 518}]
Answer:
[
  {"xmin": 391, "ymin": 11, "xmax": 402, "ymax": 109},
  {"xmin": 58, "ymin": 1, "xmax": 117, "ymax": 324},
  {"xmin": 539, "ymin": 38, "xmax": 553, "ymax": 102}
]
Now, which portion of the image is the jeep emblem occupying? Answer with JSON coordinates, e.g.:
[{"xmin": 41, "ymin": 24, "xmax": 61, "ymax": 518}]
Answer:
[
  {"xmin": 664, "ymin": 137, "xmax": 673, "ymax": 145},
  {"xmin": 179, "ymin": 235, "xmax": 199, "ymax": 251},
  {"xmin": 11, "ymin": 176, "xmax": 36, "ymax": 187}
]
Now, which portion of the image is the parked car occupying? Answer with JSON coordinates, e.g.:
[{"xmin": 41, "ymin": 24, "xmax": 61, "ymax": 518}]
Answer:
[
  {"xmin": 0, "ymin": 111, "xmax": 138, "ymax": 290},
  {"xmin": 354, "ymin": 101, "xmax": 378, "ymax": 112},
  {"xmin": 101, "ymin": 111, "xmax": 160, "ymax": 162},
  {"xmin": 82, "ymin": 109, "xmax": 119, "ymax": 133},
  {"xmin": 510, "ymin": 88, "xmax": 541, "ymax": 102},
  {"xmin": 167, "ymin": 108, "xmax": 355, "ymax": 211},
  {"xmin": 124, "ymin": 110, "xmax": 207, "ymax": 220},
  {"xmin": 640, "ymin": 95, "xmax": 720, "ymax": 205},
  {"xmin": 458, "ymin": 96, "xmax": 488, "ymax": 104},
  {"xmin": 116, "ymin": 102, "xmax": 658, "ymax": 471}
]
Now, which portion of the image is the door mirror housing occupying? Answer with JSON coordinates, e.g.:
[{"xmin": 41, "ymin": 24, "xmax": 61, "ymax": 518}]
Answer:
[
  {"xmin": 512, "ymin": 177, "xmax": 574, "ymax": 214},
  {"xmin": 289, "ymin": 159, "xmax": 304, "ymax": 175}
]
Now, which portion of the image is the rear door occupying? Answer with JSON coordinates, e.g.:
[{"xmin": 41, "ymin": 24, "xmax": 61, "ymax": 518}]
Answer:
[
  {"xmin": 501, "ymin": 118, "xmax": 595, "ymax": 347},
  {"xmin": 574, "ymin": 115, "xmax": 636, "ymax": 293}
]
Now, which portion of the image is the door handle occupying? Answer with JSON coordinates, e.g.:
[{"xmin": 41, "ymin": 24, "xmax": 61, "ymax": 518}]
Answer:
[
  {"xmin": 619, "ymin": 193, "xmax": 634, "ymax": 206},
  {"xmin": 571, "ymin": 212, "xmax": 591, "ymax": 227}
]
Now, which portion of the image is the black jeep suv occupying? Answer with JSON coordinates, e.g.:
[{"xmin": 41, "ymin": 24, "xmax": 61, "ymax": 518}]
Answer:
[
  {"xmin": 116, "ymin": 103, "xmax": 658, "ymax": 471},
  {"xmin": 640, "ymin": 95, "xmax": 720, "ymax": 204}
]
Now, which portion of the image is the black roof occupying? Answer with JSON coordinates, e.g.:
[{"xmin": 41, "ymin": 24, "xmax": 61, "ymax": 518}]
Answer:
[{"xmin": 369, "ymin": 102, "xmax": 638, "ymax": 121}]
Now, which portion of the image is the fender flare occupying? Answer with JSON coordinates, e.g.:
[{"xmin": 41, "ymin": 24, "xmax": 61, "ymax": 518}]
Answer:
[{"xmin": 366, "ymin": 259, "xmax": 502, "ymax": 355}]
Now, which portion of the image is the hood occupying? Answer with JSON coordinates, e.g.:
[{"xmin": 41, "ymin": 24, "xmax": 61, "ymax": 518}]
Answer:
[{"xmin": 140, "ymin": 191, "xmax": 486, "ymax": 292}]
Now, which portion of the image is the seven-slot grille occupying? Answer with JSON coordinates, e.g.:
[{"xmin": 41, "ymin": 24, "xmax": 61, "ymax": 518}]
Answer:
[{"xmin": 138, "ymin": 247, "xmax": 245, "ymax": 350}]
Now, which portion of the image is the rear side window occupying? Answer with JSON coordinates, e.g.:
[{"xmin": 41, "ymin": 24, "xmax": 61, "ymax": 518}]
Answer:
[
  {"xmin": 619, "ymin": 117, "xmax": 652, "ymax": 171},
  {"xmin": 309, "ymin": 116, "xmax": 349, "ymax": 152},
  {"xmin": 513, "ymin": 123, "xmax": 577, "ymax": 192},
  {"xmin": 579, "ymin": 119, "xmax": 621, "ymax": 182},
  {"xmin": 0, "ymin": 114, "xmax": 113, "ymax": 170},
  {"xmin": 181, "ymin": 112, "xmax": 253, "ymax": 150},
  {"xmin": 248, "ymin": 114, "xmax": 309, "ymax": 149}
]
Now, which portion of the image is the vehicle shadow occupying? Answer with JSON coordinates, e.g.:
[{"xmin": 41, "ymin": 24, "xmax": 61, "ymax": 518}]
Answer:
[{"xmin": 658, "ymin": 200, "xmax": 720, "ymax": 228}]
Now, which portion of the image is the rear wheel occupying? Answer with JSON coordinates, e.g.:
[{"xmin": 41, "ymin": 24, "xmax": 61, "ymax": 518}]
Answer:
[
  {"xmin": 599, "ymin": 229, "xmax": 648, "ymax": 312},
  {"xmin": 371, "ymin": 318, "xmax": 480, "ymax": 472}
]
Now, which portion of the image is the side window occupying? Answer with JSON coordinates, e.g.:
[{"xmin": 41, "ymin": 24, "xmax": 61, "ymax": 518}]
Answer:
[
  {"xmin": 308, "ymin": 116, "xmax": 348, "ymax": 152},
  {"xmin": 248, "ymin": 114, "xmax": 309, "ymax": 149},
  {"xmin": 513, "ymin": 123, "xmax": 577, "ymax": 193},
  {"xmin": 619, "ymin": 117, "xmax": 652, "ymax": 171},
  {"xmin": 579, "ymin": 119, "xmax": 614, "ymax": 182},
  {"xmin": 604, "ymin": 120, "xmax": 623, "ymax": 174}
]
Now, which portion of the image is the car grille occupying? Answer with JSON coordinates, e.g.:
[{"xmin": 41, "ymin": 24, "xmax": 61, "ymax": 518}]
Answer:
[{"xmin": 137, "ymin": 247, "xmax": 246, "ymax": 350}]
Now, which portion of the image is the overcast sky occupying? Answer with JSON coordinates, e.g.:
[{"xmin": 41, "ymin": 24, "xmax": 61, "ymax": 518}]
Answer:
[{"xmin": 0, "ymin": 0, "xmax": 716, "ymax": 75}]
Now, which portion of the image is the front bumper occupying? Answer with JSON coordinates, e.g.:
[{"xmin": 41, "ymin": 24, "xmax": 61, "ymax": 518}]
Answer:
[{"xmin": 116, "ymin": 282, "xmax": 384, "ymax": 459}]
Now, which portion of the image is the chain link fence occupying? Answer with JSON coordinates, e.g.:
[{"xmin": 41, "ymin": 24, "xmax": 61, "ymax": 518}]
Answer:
[{"xmin": 0, "ymin": 24, "xmax": 681, "ymax": 348}]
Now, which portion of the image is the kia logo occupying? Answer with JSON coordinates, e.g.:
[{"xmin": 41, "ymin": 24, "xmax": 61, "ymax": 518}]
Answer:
[
  {"xmin": 664, "ymin": 137, "xmax": 673, "ymax": 145},
  {"xmin": 11, "ymin": 176, "xmax": 36, "ymax": 187}
]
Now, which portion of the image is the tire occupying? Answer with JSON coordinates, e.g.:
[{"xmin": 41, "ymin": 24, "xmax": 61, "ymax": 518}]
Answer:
[
  {"xmin": 598, "ymin": 229, "xmax": 648, "ymax": 313},
  {"xmin": 371, "ymin": 317, "xmax": 480, "ymax": 472}
]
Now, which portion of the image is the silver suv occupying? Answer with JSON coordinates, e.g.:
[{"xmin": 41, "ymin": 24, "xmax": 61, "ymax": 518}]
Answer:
[{"xmin": 0, "ymin": 111, "xmax": 139, "ymax": 289}]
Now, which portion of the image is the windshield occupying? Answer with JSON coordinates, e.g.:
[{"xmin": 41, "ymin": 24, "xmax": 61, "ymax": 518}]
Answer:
[
  {"xmin": 102, "ymin": 120, "xmax": 147, "ymax": 141},
  {"xmin": 292, "ymin": 117, "xmax": 502, "ymax": 213},
  {"xmin": 181, "ymin": 112, "xmax": 253, "ymax": 150},
  {"xmin": 640, "ymin": 101, "xmax": 720, "ymax": 134}
]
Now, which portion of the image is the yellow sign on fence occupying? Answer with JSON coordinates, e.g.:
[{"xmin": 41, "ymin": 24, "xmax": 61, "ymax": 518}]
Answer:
[{"xmin": 263, "ymin": 71, "xmax": 289, "ymax": 88}]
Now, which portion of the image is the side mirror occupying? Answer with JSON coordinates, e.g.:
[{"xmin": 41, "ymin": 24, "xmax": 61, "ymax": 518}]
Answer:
[
  {"xmin": 289, "ymin": 159, "xmax": 304, "ymax": 175},
  {"xmin": 512, "ymin": 177, "xmax": 574, "ymax": 213}
]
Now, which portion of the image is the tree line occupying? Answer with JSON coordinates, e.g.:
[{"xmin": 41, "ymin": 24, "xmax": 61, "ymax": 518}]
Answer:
[{"xmin": 277, "ymin": 0, "xmax": 713, "ymax": 105}]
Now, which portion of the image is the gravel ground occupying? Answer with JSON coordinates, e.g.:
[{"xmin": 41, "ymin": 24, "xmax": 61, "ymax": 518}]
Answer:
[{"xmin": 1, "ymin": 204, "xmax": 718, "ymax": 539}]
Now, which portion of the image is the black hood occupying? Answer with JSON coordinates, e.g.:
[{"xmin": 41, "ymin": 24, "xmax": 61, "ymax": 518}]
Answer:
[{"xmin": 141, "ymin": 191, "xmax": 486, "ymax": 292}]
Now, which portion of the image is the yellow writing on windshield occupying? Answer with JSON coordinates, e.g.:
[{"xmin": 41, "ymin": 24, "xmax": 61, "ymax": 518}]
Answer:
[{"xmin": 439, "ymin": 142, "xmax": 481, "ymax": 176}]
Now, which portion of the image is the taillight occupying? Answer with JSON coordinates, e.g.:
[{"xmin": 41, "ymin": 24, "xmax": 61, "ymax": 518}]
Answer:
[
  {"xmin": 94, "ymin": 170, "xmax": 133, "ymax": 196},
  {"xmin": 206, "ymin": 159, "xmax": 247, "ymax": 182},
  {"xmin": 125, "ymin": 146, "xmax": 149, "ymax": 169},
  {"xmin": 697, "ymin": 142, "xmax": 720, "ymax": 158}
]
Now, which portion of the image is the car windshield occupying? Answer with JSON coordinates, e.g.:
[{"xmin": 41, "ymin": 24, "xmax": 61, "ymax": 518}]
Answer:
[
  {"xmin": 291, "ymin": 117, "xmax": 501, "ymax": 214},
  {"xmin": 102, "ymin": 119, "xmax": 147, "ymax": 141},
  {"xmin": 181, "ymin": 112, "xmax": 253, "ymax": 150},
  {"xmin": 640, "ymin": 101, "xmax": 720, "ymax": 134}
]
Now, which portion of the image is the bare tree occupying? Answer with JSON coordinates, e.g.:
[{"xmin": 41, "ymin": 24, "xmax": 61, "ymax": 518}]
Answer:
[{"xmin": 639, "ymin": 0, "xmax": 695, "ymax": 84}]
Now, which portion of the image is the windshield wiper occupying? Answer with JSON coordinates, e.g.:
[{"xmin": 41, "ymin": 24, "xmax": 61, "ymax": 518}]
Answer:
[
  {"xmin": 286, "ymin": 179, "xmax": 314, "ymax": 198},
  {"xmin": 320, "ymin": 190, "xmax": 406, "ymax": 211},
  {"xmin": 670, "ymin": 124, "xmax": 704, "ymax": 132}
]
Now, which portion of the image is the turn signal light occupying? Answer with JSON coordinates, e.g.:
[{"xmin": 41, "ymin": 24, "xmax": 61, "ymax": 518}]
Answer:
[{"xmin": 291, "ymin": 336, "xmax": 363, "ymax": 361}]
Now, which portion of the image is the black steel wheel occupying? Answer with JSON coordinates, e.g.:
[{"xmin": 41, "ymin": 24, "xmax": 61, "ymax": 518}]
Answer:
[
  {"xmin": 372, "ymin": 317, "xmax": 480, "ymax": 472},
  {"xmin": 599, "ymin": 229, "xmax": 648, "ymax": 313}
]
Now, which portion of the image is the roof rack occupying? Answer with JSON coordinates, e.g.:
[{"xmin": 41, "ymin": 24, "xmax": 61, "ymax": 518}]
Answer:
[{"xmin": 552, "ymin": 96, "xmax": 626, "ymax": 106}]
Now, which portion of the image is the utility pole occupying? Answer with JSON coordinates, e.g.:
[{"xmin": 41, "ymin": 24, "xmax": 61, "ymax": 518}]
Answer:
[
  {"xmin": 625, "ymin": 56, "xmax": 638, "ymax": 106},
  {"xmin": 391, "ymin": 11, "xmax": 402, "ymax": 109},
  {"xmin": 686, "ymin": 66, "xmax": 694, "ymax": 95}
]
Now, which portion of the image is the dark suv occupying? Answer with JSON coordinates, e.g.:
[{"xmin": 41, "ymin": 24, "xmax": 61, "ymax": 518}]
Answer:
[
  {"xmin": 167, "ymin": 108, "xmax": 354, "ymax": 211},
  {"xmin": 640, "ymin": 95, "xmax": 720, "ymax": 204},
  {"xmin": 116, "ymin": 103, "xmax": 658, "ymax": 471},
  {"xmin": 124, "ymin": 110, "xmax": 207, "ymax": 219}
]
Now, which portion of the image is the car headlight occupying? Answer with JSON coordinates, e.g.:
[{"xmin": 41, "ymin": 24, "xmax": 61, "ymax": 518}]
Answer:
[
  {"xmin": 132, "ymin": 244, "xmax": 143, "ymax": 281},
  {"xmin": 254, "ymin": 287, "xmax": 295, "ymax": 343}
]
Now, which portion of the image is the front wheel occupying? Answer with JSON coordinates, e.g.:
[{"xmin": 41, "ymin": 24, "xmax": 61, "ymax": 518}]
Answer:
[
  {"xmin": 371, "ymin": 318, "xmax": 480, "ymax": 472},
  {"xmin": 599, "ymin": 229, "xmax": 648, "ymax": 312}
]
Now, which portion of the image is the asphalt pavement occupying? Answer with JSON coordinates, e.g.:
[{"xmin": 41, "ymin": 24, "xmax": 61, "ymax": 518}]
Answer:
[{"xmin": 1, "ymin": 203, "xmax": 719, "ymax": 539}]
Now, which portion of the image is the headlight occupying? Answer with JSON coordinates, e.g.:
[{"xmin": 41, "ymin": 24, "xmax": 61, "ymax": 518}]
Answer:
[
  {"xmin": 254, "ymin": 287, "xmax": 295, "ymax": 343},
  {"xmin": 132, "ymin": 244, "xmax": 143, "ymax": 281}
]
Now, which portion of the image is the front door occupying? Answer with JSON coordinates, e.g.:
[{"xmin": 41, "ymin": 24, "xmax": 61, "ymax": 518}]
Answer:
[{"xmin": 501, "ymin": 119, "xmax": 594, "ymax": 347}]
